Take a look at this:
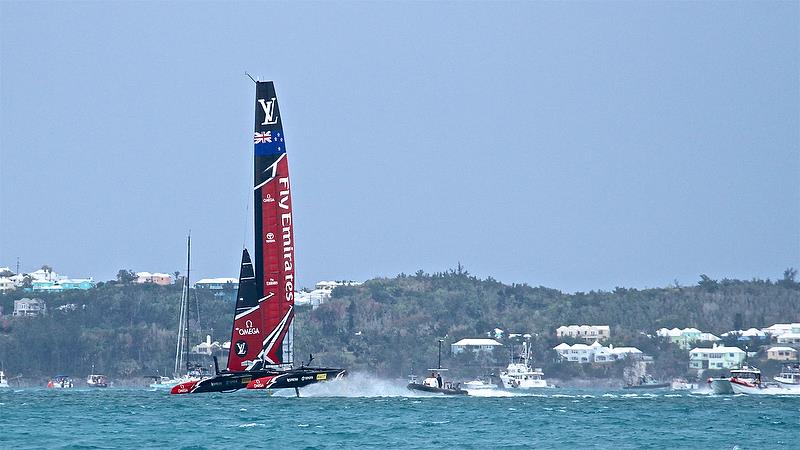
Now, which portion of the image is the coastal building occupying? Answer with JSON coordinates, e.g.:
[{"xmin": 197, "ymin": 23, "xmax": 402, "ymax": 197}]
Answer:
[
  {"xmin": 13, "ymin": 298, "xmax": 46, "ymax": 317},
  {"xmin": 295, "ymin": 280, "xmax": 362, "ymax": 309},
  {"xmin": 135, "ymin": 272, "xmax": 173, "ymax": 285},
  {"xmin": 29, "ymin": 269, "xmax": 60, "ymax": 282},
  {"xmin": 766, "ymin": 347, "xmax": 798, "ymax": 361},
  {"xmin": 656, "ymin": 327, "xmax": 720, "ymax": 349},
  {"xmin": 194, "ymin": 277, "xmax": 238, "ymax": 301},
  {"xmin": 721, "ymin": 328, "xmax": 768, "ymax": 340},
  {"xmin": 688, "ymin": 344, "xmax": 746, "ymax": 370},
  {"xmin": 556, "ymin": 325, "xmax": 611, "ymax": 342},
  {"xmin": 31, "ymin": 278, "xmax": 95, "ymax": 292},
  {"xmin": 191, "ymin": 335, "xmax": 225, "ymax": 355},
  {"xmin": 553, "ymin": 342, "xmax": 643, "ymax": 363},
  {"xmin": 0, "ymin": 277, "xmax": 15, "ymax": 292},
  {"xmin": 776, "ymin": 333, "xmax": 800, "ymax": 346},
  {"xmin": 762, "ymin": 323, "xmax": 800, "ymax": 337},
  {"xmin": 451, "ymin": 338, "xmax": 503, "ymax": 355}
]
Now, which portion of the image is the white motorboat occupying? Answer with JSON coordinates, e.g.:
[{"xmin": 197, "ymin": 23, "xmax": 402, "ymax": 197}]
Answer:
[
  {"xmin": 773, "ymin": 363, "xmax": 800, "ymax": 386},
  {"xmin": 87, "ymin": 373, "xmax": 109, "ymax": 388},
  {"xmin": 87, "ymin": 365, "xmax": 109, "ymax": 387},
  {"xmin": 670, "ymin": 378, "xmax": 698, "ymax": 391},
  {"xmin": 709, "ymin": 365, "xmax": 800, "ymax": 395},
  {"xmin": 146, "ymin": 375, "xmax": 175, "ymax": 389},
  {"xmin": 499, "ymin": 342, "xmax": 551, "ymax": 389},
  {"xmin": 0, "ymin": 370, "xmax": 8, "ymax": 388},
  {"xmin": 708, "ymin": 366, "xmax": 760, "ymax": 394},
  {"xmin": 47, "ymin": 375, "xmax": 74, "ymax": 389},
  {"xmin": 462, "ymin": 378, "xmax": 498, "ymax": 391}
]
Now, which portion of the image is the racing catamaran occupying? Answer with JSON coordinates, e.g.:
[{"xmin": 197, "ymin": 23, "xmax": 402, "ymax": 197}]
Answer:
[{"xmin": 171, "ymin": 80, "xmax": 346, "ymax": 395}]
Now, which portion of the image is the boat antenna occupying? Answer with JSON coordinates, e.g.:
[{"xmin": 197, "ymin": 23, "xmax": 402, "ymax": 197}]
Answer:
[
  {"xmin": 437, "ymin": 339, "xmax": 443, "ymax": 370},
  {"xmin": 245, "ymin": 72, "xmax": 257, "ymax": 84}
]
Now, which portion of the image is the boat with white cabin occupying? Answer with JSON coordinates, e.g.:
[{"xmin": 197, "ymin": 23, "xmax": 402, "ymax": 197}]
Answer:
[
  {"xmin": 0, "ymin": 370, "xmax": 8, "ymax": 388},
  {"xmin": 707, "ymin": 366, "xmax": 760, "ymax": 394},
  {"xmin": 47, "ymin": 375, "xmax": 74, "ymax": 388},
  {"xmin": 773, "ymin": 362, "xmax": 800, "ymax": 386},
  {"xmin": 87, "ymin": 365, "xmax": 109, "ymax": 388},
  {"xmin": 498, "ymin": 341, "xmax": 551, "ymax": 389}
]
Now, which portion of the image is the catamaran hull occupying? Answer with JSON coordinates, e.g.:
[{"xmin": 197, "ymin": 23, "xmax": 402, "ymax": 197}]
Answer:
[{"xmin": 171, "ymin": 368, "xmax": 346, "ymax": 394}]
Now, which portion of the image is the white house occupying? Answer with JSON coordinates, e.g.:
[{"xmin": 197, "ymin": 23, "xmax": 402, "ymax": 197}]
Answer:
[
  {"xmin": 777, "ymin": 333, "xmax": 800, "ymax": 346},
  {"xmin": 0, "ymin": 277, "xmax": 15, "ymax": 292},
  {"xmin": 689, "ymin": 345, "xmax": 746, "ymax": 370},
  {"xmin": 136, "ymin": 272, "xmax": 173, "ymax": 285},
  {"xmin": 721, "ymin": 328, "xmax": 767, "ymax": 339},
  {"xmin": 656, "ymin": 327, "xmax": 720, "ymax": 349},
  {"xmin": 556, "ymin": 325, "xmax": 611, "ymax": 342},
  {"xmin": 29, "ymin": 269, "xmax": 60, "ymax": 282},
  {"xmin": 553, "ymin": 342, "xmax": 643, "ymax": 363},
  {"xmin": 191, "ymin": 335, "xmax": 224, "ymax": 355},
  {"xmin": 451, "ymin": 338, "xmax": 503, "ymax": 355},
  {"xmin": 295, "ymin": 280, "xmax": 362, "ymax": 309},
  {"xmin": 13, "ymin": 298, "xmax": 46, "ymax": 317},
  {"xmin": 762, "ymin": 323, "xmax": 800, "ymax": 337}
]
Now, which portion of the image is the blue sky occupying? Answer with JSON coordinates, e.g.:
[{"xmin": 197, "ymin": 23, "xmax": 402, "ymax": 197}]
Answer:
[{"xmin": 1, "ymin": 1, "xmax": 797, "ymax": 292}]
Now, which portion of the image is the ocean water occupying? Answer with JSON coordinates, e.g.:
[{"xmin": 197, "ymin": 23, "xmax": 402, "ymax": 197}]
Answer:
[{"xmin": 1, "ymin": 378, "xmax": 798, "ymax": 449}]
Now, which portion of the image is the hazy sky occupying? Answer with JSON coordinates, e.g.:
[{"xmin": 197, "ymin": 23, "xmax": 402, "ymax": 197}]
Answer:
[{"xmin": 1, "ymin": 1, "xmax": 797, "ymax": 292}]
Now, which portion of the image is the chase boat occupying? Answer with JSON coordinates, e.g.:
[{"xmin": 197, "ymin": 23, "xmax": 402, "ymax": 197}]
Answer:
[{"xmin": 406, "ymin": 340, "xmax": 467, "ymax": 396}]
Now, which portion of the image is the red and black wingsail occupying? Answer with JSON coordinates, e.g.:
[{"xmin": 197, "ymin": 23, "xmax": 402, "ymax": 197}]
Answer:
[{"xmin": 253, "ymin": 81, "xmax": 294, "ymax": 369}]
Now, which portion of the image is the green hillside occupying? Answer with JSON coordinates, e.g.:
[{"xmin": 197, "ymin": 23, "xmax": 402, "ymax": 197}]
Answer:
[{"xmin": 1, "ymin": 268, "xmax": 798, "ymax": 382}]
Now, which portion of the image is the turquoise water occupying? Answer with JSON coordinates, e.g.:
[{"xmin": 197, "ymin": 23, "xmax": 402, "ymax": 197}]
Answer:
[{"xmin": 1, "ymin": 383, "xmax": 798, "ymax": 449}]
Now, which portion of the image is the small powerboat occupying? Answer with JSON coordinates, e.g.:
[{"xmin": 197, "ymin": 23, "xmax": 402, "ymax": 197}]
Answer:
[
  {"xmin": 773, "ymin": 363, "xmax": 800, "ymax": 386},
  {"xmin": 87, "ymin": 365, "xmax": 108, "ymax": 388},
  {"xmin": 708, "ymin": 366, "xmax": 769, "ymax": 395},
  {"xmin": 407, "ymin": 373, "xmax": 468, "ymax": 395},
  {"xmin": 623, "ymin": 374, "xmax": 670, "ymax": 390},
  {"xmin": 87, "ymin": 374, "xmax": 109, "ymax": 388},
  {"xmin": 406, "ymin": 339, "xmax": 468, "ymax": 396},
  {"xmin": 47, "ymin": 375, "xmax": 74, "ymax": 389}
]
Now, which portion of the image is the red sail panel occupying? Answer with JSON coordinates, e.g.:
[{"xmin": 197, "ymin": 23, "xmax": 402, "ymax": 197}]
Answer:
[{"xmin": 258, "ymin": 155, "xmax": 295, "ymax": 367}]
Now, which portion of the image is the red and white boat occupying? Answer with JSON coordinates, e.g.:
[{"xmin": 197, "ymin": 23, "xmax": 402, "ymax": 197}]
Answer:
[
  {"xmin": 708, "ymin": 366, "xmax": 760, "ymax": 394},
  {"xmin": 171, "ymin": 80, "xmax": 345, "ymax": 396},
  {"xmin": 715, "ymin": 365, "xmax": 800, "ymax": 395}
]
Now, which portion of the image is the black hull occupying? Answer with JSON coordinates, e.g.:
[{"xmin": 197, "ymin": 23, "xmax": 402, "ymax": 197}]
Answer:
[
  {"xmin": 185, "ymin": 367, "xmax": 346, "ymax": 394},
  {"xmin": 407, "ymin": 382, "xmax": 468, "ymax": 396}
]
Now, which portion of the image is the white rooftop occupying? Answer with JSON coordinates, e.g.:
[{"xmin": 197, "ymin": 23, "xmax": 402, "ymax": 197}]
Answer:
[
  {"xmin": 195, "ymin": 277, "xmax": 238, "ymax": 284},
  {"xmin": 767, "ymin": 346, "xmax": 797, "ymax": 352},
  {"xmin": 452, "ymin": 338, "xmax": 503, "ymax": 346}
]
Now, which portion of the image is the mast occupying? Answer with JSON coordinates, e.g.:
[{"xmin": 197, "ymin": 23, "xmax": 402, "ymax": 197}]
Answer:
[
  {"xmin": 185, "ymin": 233, "xmax": 191, "ymax": 375},
  {"xmin": 438, "ymin": 339, "xmax": 443, "ymax": 370}
]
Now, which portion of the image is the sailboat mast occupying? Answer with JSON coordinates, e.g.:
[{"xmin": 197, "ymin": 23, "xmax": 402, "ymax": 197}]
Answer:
[
  {"xmin": 185, "ymin": 234, "xmax": 191, "ymax": 375},
  {"xmin": 438, "ymin": 339, "xmax": 443, "ymax": 370}
]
